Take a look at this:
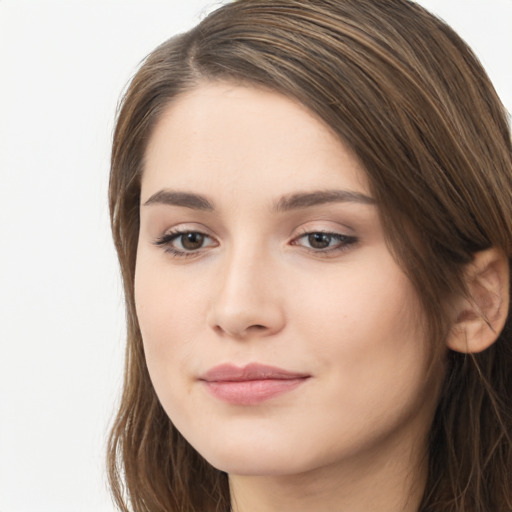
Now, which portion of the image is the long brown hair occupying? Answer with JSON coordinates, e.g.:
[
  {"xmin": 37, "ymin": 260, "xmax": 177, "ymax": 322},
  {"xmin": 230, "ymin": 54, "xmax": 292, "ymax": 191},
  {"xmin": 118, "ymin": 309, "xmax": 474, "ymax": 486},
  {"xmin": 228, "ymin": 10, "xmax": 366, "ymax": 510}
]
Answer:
[{"xmin": 107, "ymin": 1, "xmax": 512, "ymax": 510}]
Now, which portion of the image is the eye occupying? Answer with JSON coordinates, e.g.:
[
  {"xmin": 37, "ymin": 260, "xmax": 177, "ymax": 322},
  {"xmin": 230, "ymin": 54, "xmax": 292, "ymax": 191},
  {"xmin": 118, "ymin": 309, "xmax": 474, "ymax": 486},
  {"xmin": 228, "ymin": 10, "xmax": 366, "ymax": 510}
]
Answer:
[
  {"xmin": 154, "ymin": 230, "xmax": 218, "ymax": 257},
  {"xmin": 292, "ymin": 231, "xmax": 357, "ymax": 254},
  {"xmin": 176, "ymin": 232, "xmax": 207, "ymax": 251},
  {"xmin": 305, "ymin": 232, "xmax": 336, "ymax": 249}
]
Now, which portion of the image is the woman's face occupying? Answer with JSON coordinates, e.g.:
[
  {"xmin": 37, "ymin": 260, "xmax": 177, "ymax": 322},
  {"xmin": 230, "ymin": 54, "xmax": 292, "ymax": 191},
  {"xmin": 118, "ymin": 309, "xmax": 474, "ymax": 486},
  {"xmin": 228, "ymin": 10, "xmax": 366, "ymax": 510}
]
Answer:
[{"xmin": 136, "ymin": 83, "xmax": 441, "ymax": 477}]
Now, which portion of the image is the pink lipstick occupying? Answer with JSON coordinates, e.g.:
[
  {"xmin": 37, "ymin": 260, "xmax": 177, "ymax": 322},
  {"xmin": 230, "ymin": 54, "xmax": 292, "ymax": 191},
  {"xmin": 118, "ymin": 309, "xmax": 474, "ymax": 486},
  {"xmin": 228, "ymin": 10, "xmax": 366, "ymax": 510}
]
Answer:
[{"xmin": 199, "ymin": 363, "xmax": 310, "ymax": 405}]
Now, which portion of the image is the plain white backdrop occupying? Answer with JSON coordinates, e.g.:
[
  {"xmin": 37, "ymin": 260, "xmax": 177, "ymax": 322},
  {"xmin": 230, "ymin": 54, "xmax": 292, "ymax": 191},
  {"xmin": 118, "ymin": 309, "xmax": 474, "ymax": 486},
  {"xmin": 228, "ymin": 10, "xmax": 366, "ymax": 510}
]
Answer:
[{"xmin": 0, "ymin": 1, "xmax": 510, "ymax": 511}]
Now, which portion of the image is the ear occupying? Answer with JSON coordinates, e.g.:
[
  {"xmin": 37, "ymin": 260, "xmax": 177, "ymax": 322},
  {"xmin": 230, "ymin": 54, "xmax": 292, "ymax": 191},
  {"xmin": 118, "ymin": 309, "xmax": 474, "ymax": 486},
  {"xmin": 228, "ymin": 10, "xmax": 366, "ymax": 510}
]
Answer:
[{"xmin": 447, "ymin": 248, "xmax": 510, "ymax": 354}]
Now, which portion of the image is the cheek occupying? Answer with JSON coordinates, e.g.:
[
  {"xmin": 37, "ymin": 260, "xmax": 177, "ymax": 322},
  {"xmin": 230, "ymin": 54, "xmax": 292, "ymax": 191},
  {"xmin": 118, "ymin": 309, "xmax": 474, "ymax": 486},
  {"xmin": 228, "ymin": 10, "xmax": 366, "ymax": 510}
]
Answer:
[
  {"xmin": 286, "ymin": 264, "xmax": 436, "ymax": 454},
  {"xmin": 295, "ymin": 260, "xmax": 419, "ymax": 333},
  {"xmin": 135, "ymin": 249, "xmax": 205, "ymax": 340},
  {"xmin": 291, "ymin": 258, "xmax": 428, "ymax": 385},
  {"xmin": 134, "ymin": 253, "xmax": 205, "ymax": 391},
  {"xmin": 134, "ymin": 263, "xmax": 205, "ymax": 432}
]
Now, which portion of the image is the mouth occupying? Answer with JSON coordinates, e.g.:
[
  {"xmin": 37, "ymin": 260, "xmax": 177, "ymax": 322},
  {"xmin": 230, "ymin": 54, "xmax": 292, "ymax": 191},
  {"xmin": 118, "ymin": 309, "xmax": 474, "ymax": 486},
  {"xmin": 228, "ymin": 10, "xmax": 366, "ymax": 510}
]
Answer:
[{"xmin": 199, "ymin": 363, "xmax": 310, "ymax": 405}]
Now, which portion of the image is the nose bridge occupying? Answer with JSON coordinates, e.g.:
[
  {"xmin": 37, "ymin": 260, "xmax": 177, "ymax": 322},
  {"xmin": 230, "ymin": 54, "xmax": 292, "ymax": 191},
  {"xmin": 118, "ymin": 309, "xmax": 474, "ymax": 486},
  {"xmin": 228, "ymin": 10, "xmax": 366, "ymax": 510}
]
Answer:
[{"xmin": 209, "ymin": 238, "xmax": 284, "ymax": 338}]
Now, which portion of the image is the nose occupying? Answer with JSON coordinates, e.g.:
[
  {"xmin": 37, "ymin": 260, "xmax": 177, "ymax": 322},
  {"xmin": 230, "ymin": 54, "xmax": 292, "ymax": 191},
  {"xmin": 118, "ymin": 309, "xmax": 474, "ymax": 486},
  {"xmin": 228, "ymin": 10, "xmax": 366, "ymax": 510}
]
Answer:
[{"xmin": 207, "ymin": 246, "xmax": 286, "ymax": 339}]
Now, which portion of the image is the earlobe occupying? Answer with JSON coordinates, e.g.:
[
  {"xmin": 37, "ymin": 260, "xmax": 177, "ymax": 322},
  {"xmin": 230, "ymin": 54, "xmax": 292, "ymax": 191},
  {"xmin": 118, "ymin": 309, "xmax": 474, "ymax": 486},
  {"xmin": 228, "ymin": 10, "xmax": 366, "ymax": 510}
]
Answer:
[{"xmin": 447, "ymin": 248, "xmax": 510, "ymax": 354}]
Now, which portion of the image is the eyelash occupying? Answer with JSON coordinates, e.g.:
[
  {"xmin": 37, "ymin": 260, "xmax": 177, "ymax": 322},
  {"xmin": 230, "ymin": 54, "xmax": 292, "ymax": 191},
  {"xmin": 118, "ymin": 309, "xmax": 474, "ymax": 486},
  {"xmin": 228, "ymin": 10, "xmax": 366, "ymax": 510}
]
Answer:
[
  {"xmin": 154, "ymin": 230, "xmax": 217, "ymax": 259},
  {"xmin": 291, "ymin": 230, "xmax": 358, "ymax": 255},
  {"xmin": 153, "ymin": 229, "xmax": 358, "ymax": 258}
]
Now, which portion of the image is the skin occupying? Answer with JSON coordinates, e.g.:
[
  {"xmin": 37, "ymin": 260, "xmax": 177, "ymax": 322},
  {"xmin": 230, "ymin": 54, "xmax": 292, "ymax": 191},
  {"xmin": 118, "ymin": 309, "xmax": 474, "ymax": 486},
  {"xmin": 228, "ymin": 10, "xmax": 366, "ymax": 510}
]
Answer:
[{"xmin": 135, "ymin": 82, "xmax": 444, "ymax": 512}]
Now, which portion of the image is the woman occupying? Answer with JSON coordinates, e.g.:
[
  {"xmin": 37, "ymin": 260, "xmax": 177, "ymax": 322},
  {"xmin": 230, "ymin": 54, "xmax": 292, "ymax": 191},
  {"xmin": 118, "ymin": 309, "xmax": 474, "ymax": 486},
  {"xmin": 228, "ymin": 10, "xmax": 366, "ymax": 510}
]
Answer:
[{"xmin": 107, "ymin": 0, "xmax": 512, "ymax": 511}]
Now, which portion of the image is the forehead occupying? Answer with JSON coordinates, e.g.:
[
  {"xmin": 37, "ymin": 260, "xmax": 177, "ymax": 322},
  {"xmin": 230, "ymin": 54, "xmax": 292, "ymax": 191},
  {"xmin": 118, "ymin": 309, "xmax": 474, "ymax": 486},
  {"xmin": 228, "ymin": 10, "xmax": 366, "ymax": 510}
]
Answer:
[{"xmin": 141, "ymin": 82, "xmax": 370, "ymax": 202}]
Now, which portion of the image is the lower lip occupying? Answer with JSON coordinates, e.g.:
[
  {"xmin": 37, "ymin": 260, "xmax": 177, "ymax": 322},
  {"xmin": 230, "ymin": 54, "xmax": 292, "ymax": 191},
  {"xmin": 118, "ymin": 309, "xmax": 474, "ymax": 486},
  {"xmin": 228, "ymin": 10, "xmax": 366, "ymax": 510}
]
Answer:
[{"xmin": 203, "ymin": 378, "xmax": 308, "ymax": 405}]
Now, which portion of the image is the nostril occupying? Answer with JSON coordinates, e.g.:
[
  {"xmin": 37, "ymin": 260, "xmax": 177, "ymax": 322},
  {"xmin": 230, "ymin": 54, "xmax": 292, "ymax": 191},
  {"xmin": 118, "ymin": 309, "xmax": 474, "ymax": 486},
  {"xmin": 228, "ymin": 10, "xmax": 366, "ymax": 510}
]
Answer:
[
  {"xmin": 213, "ymin": 323, "xmax": 267, "ymax": 338},
  {"xmin": 248, "ymin": 324, "xmax": 267, "ymax": 332}
]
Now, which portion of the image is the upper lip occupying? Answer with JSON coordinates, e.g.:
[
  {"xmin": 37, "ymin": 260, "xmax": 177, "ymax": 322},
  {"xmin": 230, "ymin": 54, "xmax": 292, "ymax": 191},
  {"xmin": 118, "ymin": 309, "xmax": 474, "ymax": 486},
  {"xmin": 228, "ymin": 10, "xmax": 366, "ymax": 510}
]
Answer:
[{"xmin": 200, "ymin": 363, "xmax": 310, "ymax": 382}]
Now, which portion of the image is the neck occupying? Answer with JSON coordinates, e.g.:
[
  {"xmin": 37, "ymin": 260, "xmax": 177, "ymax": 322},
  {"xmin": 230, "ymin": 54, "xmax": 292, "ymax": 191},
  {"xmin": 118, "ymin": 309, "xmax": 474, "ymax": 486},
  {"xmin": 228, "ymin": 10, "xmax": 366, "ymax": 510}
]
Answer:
[{"xmin": 229, "ymin": 429, "xmax": 428, "ymax": 512}]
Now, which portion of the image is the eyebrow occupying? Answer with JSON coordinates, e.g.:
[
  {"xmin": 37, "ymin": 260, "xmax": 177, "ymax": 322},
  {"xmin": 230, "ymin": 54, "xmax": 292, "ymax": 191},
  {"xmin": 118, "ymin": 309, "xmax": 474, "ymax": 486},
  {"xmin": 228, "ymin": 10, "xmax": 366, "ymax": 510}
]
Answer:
[
  {"xmin": 143, "ymin": 190, "xmax": 214, "ymax": 210},
  {"xmin": 274, "ymin": 189, "xmax": 375, "ymax": 211},
  {"xmin": 142, "ymin": 188, "xmax": 375, "ymax": 211}
]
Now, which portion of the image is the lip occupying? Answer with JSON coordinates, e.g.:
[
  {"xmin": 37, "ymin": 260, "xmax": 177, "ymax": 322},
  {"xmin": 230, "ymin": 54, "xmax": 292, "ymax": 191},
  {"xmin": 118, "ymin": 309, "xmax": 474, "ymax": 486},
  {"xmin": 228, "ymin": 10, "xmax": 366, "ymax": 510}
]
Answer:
[{"xmin": 199, "ymin": 363, "xmax": 310, "ymax": 405}]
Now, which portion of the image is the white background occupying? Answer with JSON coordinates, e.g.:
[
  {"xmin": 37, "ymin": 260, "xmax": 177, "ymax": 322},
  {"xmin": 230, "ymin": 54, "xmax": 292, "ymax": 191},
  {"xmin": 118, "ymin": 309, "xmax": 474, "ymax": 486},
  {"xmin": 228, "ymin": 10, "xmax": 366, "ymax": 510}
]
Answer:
[{"xmin": 0, "ymin": 1, "xmax": 510, "ymax": 511}]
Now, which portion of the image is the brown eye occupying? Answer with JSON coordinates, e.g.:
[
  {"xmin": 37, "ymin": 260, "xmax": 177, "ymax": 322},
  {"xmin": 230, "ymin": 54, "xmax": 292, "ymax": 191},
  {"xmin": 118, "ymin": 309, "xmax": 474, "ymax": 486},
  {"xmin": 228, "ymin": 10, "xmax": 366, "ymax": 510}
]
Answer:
[
  {"xmin": 308, "ymin": 233, "xmax": 333, "ymax": 249},
  {"xmin": 292, "ymin": 231, "xmax": 357, "ymax": 254},
  {"xmin": 154, "ymin": 230, "xmax": 217, "ymax": 257},
  {"xmin": 180, "ymin": 232, "xmax": 205, "ymax": 250}
]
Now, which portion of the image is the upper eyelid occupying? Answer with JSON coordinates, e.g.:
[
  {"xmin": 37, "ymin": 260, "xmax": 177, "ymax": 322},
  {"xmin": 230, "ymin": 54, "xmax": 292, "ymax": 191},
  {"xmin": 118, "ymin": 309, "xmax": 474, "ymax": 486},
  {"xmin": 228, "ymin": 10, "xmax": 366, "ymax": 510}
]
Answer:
[
  {"xmin": 153, "ymin": 221, "xmax": 356, "ymax": 243},
  {"xmin": 156, "ymin": 229, "xmax": 217, "ymax": 244},
  {"xmin": 292, "ymin": 223, "xmax": 355, "ymax": 237},
  {"xmin": 291, "ymin": 231, "xmax": 356, "ymax": 245},
  {"xmin": 160, "ymin": 223, "xmax": 216, "ymax": 237},
  {"xmin": 155, "ymin": 226, "xmax": 354, "ymax": 240}
]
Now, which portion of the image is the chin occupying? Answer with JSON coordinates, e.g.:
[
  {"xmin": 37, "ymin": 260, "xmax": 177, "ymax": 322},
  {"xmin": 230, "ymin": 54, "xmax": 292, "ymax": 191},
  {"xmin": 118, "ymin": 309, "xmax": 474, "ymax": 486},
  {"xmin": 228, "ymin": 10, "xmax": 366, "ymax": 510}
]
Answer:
[
  {"xmin": 206, "ymin": 454, "xmax": 308, "ymax": 477},
  {"xmin": 192, "ymin": 436, "xmax": 313, "ymax": 477}
]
